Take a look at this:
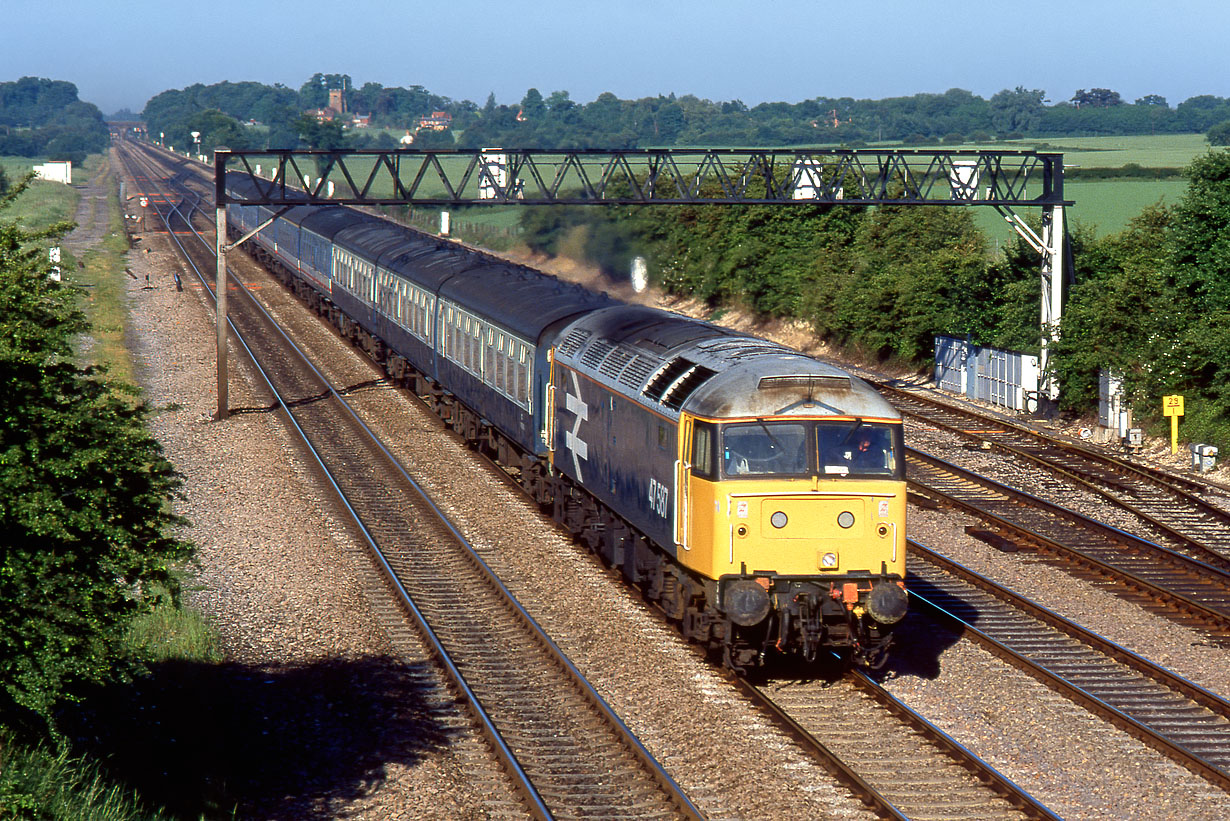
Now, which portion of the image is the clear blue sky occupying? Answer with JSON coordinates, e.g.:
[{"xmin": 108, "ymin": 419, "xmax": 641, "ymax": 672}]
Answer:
[{"xmin": 4, "ymin": 0, "xmax": 1228, "ymax": 116}]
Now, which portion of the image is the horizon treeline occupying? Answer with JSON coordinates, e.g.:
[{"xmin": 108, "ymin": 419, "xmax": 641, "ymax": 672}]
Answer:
[{"xmin": 135, "ymin": 73, "xmax": 1230, "ymax": 155}]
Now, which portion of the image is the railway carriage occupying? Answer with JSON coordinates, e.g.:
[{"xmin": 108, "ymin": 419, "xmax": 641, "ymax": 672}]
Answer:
[{"xmin": 224, "ymin": 173, "xmax": 908, "ymax": 670}]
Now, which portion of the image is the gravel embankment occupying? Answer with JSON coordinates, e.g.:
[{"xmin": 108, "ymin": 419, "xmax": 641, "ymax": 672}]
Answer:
[{"xmin": 126, "ymin": 237, "xmax": 507, "ymax": 820}]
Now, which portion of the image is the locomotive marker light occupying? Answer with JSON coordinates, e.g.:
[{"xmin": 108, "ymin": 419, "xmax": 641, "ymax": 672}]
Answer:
[{"xmin": 1163, "ymin": 394, "xmax": 1184, "ymax": 454}]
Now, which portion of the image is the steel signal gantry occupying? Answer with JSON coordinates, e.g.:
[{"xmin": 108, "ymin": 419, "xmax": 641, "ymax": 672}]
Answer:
[{"xmin": 211, "ymin": 148, "xmax": 1070, "ymax": 419}]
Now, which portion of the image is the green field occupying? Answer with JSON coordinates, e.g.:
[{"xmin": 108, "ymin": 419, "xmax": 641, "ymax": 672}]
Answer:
[
  {"xmin": 974, "ymin": 177, "xmax": 1190, "ymax": 244},
  {"xmin": 0, "ymin": 155, "xmax": 81, "ymax": 232},
  {"xmin": 953, "ymin": 134, "xmax": 1212, "ymax": 242},
  {"xmin": 1006, "ymin": 133, "xmax": 1211, "ymax": 169}
]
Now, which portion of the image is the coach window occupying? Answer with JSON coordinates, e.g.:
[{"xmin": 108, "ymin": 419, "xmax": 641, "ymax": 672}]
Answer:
[
  {"xmin": 450, "ymin": 310, "xmax": 459, "ymax": 360},
  {"xmin": 473, "ymin": 322, "xmax": 482, "ymax": 374},
  {"xmin": 461, "ymin": 316, "xmax": 470, "ymax": 368},
  {"xmin": 485, "ymin": 328, "xmax": 495, "ymax": 384},
  {"xmin": 691, "ymin": 421, "xmax": 715, "ymax": 479},
  {"xmin": 462, "ymin": 316, "xmax": 471, "ymax": 369},
  {"xmin": 467, "ymin": 319, "xmax": 476, "ymax": 372},
  {"xmin": 516, "ymin": 345, "xmax": 528, "ymax": 404}
]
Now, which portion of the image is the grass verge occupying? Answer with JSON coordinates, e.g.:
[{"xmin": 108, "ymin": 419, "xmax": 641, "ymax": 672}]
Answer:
[{"xmin": 0, "ymin": 735, "xmax": 172, "ymax": 821}]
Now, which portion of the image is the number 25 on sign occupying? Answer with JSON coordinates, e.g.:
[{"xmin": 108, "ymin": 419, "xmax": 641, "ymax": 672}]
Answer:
[{"xmin": 1163, "ymin": 395, "xmax": 1184, "ymax": 454}]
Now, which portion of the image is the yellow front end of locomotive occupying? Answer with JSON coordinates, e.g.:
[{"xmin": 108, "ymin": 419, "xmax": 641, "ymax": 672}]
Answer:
[{"xmin": 674, "ymin": 414, "xmax": 906, "ymax": 583}]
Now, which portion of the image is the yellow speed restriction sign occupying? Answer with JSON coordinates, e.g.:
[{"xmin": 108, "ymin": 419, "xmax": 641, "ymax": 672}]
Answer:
[{"xmin": 1163, "ymin": 394, "xmax": 1184, "ymax": 454}]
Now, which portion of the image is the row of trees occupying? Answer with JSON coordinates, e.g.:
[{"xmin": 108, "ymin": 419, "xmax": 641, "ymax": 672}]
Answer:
[
  {"xmin": 515, "ymin": 151, "xmax": 1230, "ymax": 448},
  {"xmin": 0, "ymin": 175, "xmax": 192, "ymax": 741},
  {"xmin": 0, "ymin": 77, "xmax": 109, "ymax": 163},
  {"xmin": 135, "ymin": 74, "xmax": 1230, "ymax": 158},
  {"xmin": 1054, "ymin": 151, "xmax": 1230, "ymax": 442}
]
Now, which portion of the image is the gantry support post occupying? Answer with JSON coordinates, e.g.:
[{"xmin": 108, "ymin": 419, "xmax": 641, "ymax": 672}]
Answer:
[
  {"xmin": 1039, "ymin": 205, "xmax": 1065, "ymax": 402},
  {"xmin": 999, "ymin": 200, "xmax": 1067, "ymax": 407},
  {"xmin": 214, "ymin": 153, "xmax": 229, "ymax": 420}
]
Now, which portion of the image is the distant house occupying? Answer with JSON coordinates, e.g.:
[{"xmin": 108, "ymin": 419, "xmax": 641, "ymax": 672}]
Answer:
[
  {"xmin": 309, "ymin": 88, "xmax": 348, "ymax": 123},
  {"xmin": 417, "ymin": 111, "xmax": 452, "ymax": 131},
  {"xmin": 350, "ymin": 113, "xmax": 371, "ymax": 128}
]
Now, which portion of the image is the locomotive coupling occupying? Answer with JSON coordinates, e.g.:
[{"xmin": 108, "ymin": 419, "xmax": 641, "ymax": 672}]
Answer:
[{"xmin": 867, "ymin": 581, "xmax": 908, "ymax": 625}]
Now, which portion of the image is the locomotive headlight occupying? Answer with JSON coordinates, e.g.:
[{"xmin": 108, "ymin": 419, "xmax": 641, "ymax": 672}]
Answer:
[
  {"xmin": 837, "ymin": 511, "xmax": 855, "ymax": 529},
  {"xmin": 820, "ymin": 552, "xmax": 838, "ymax": 568},
  {"xmin": 770, "ymin": 511, "xmax": 788, "ymax": 529}
]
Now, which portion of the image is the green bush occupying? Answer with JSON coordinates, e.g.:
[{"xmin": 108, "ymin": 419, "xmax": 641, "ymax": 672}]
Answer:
[
  {"xmin": 0, "ymin": 176, "xmax": 193, "ymax": 731},
  {"xmin": 1207, "ymin": 120, "xmax": 1230, "ymax": 145}
]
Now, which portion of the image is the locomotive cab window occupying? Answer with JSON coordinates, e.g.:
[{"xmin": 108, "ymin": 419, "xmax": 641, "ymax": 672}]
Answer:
[
  {"xmin": 718, "ymin": 420, "xmax": 902, "ymax": 479},
  {"xmin": 722, "ymin": 422, "xmax": 810, "ymax": 477},
  {"xmin": 818, "ymin": 421, "xmax": 902, "ymax": 478},
  {"xmin": 691, "ymin": 421, "xmax": 716, "ymax": 479}
]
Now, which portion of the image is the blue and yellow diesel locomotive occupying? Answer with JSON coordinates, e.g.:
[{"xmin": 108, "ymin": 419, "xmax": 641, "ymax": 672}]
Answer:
[{"xmin": 225, "ymin": 175, "xmax": 908, "ymax": 669}]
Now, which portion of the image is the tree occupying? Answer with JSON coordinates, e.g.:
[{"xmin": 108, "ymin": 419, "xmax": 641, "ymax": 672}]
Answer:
[
  {"xmin": 292, "ymin": 114, "xmax": 346, "ymax": 150},
  {"xmin": 0, "ymin": 78, "xmax": 108, "ymax": 161},
  {"xmin": 1168, "ymin": 150, "xmax": 1230, "ymax": 314},
  {"xmin": 0, "ymin": 176, "xmax": 192, "ymax": 732},
  {"xmin": 298, "ymin": 73, "xmax": 351, "ymax": 109},
  {"xmin": 1135, "ymin": 94, "xmax": 1168, "ymax": 108},
  {"xmin": 989, "ymin": 87, "xmax": 1045, "ymax": 134},
  {"xmin": 1208, "ymin": 121, "xmax": 1230, "ymax": 145},
  {"xmin": 520, "ymin": 88, "xmax": 546, "ymax": 120},
  {"xmin": 545, "ymin": 90, "xmax": 575, "ymax": 113},
  {"xmin": 1071, "ymin": 88, "xmax": 1122, "ymax": 108}
]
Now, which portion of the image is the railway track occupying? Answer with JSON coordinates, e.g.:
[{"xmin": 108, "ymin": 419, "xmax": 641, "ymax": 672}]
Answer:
[
  {"xmin": 908, "ymin": 541, "xmax": 1230, "ymax": 791},
  {"xmin": 117, "ymin": 143, "xmax": 702, "ymax": 820},
  {"xmin": 905, "ymin": 448, "xmax": 1230, "ymax": 641},
  {"xmin": 878, "ymin": 382, "xmax": 1230, "ymax": 562},
  {"xmin": 743, "ymin": 673, "xmax": 1057, "ymax": 820}
]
